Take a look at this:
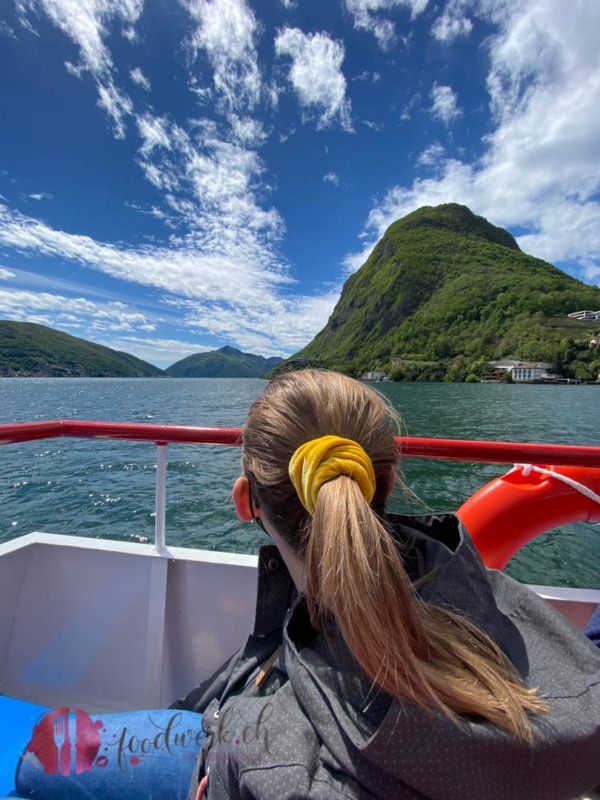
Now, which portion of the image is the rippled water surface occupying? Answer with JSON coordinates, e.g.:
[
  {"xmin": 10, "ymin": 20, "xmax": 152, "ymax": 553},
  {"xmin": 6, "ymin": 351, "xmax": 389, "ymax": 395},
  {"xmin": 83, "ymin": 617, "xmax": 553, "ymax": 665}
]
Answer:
[{"xmin": 1, "ymin": 378, "xmax": 599, "ymax": 588}]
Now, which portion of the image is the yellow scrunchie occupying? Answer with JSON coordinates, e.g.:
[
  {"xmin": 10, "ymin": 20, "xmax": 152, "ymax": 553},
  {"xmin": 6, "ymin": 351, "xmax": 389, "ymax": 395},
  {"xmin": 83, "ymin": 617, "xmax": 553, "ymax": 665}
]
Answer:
[{"xmin": 289, "ymin": 435, "xmax": 376, "ymax": 514}]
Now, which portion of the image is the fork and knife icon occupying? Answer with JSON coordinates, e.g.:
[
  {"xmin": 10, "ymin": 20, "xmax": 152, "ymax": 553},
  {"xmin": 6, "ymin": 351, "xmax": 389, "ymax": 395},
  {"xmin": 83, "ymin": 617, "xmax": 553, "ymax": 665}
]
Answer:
[{"xmin": 53, "ymin": 712, "xmax": 76, "ymax": 776}]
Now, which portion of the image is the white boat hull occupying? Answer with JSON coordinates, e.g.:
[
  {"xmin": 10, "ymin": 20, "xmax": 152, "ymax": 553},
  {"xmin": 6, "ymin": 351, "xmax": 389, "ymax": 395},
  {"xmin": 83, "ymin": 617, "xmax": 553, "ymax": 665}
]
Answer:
[
  {"xmin": 1, "ymin": 533, "xmax": 599, "ymax": 713},
  {"xmin": 0, "ymin": 533, "xmax": 257, "ymax": 712}
]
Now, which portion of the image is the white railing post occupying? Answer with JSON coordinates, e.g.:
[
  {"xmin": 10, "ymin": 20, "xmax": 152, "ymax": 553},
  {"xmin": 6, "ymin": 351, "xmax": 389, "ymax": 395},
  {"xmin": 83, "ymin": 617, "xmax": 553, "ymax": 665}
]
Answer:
[{"xmin": 155, "ymin": 443, "xmax": 168, "ymax": 550}]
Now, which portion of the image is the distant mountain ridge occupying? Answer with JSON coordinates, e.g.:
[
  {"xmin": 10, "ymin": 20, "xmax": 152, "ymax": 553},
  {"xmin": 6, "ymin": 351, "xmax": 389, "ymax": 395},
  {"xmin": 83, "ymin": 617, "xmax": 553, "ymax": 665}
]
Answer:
[
  {"xmin": 0, "ymin": 321, "xmax": 163, "ymax": 377},
  {"xmin": 278, "ymin": 204, "xmax": 600, "ymax": 382},
  {"xmin": 166, "ymin": 346, "xmax": 282, "ymax": 377}
]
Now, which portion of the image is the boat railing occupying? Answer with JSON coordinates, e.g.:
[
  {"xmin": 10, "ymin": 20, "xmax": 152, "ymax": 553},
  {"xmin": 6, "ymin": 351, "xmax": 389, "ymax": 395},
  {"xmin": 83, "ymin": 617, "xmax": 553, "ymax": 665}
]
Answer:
[
  {"xmin": 2, "ymin": 419, "xmax": 600, "ymax": 550},
  {"xmin": 1, "ymin": 420, "xmax": 599, "ymax": 712}
]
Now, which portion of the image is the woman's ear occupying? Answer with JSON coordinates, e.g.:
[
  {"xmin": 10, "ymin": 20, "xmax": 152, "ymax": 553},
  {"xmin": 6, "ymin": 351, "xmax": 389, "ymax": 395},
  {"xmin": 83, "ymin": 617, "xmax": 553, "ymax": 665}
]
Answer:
[{"xmin": 232, "ymin": 476, "xmax": 254, "ymax": 522}]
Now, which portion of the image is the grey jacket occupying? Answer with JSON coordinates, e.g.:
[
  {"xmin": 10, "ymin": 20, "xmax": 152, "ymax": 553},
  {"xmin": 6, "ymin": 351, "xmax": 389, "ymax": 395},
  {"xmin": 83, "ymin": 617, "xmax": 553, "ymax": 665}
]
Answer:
[{"xmin": 173, "ymin": 514, "xmax": 600, "ymax": 800}]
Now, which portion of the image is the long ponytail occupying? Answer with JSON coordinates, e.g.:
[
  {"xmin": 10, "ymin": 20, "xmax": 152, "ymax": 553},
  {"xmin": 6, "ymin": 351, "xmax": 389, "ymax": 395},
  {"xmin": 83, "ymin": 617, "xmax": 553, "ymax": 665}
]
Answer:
[
  {"xmin": 309, "ymin": 475, "xmax": 547, "ymax": 742},
  {"xmin": 242, "ymin": 369, "xmax": 547, "ymax": 743}
]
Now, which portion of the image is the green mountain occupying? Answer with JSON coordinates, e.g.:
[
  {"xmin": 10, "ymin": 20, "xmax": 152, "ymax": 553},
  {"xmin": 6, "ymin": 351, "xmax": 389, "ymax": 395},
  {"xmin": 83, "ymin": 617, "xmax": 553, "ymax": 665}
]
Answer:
[
  {"xmin": 166, "ymin": 346, "xmax": 282, "ymax": 377},
  {"xmin": 0, "ymin": 321, "xmax": 163, "ymax": 377},
  {"xmin": 281, "ymin": 204, "xmax": 600, "ymax": 382}
]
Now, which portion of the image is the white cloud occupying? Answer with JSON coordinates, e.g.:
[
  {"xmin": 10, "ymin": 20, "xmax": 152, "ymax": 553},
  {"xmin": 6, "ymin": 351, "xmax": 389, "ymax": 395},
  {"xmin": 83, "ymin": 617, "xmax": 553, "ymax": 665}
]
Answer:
[
  {"xmin": 27, "ymin": 192, "xmax": 53, "ymax": 201},
  {"xmin": 0, "ymin": 19, "xmax": 18, "ymax": 38},
  {"xmin": 279, "ymin": 127, "xmax": 296, "ymax": 143},
  {"xmin": 275, "ymin": 28, "xmax": 353, "ymax": 131},
  {"xmin": 0, "ymin": 203, "xmax": 287, "ymax": 305},
  {"xmin": 430, "ymin": 82, "xmax": 462, "ymax": 125},
  {"xmin": 130, "ymin": 67, "xmax": 151, "ymax": 91},
  {"xmin": 344, "ymin": 0, "xmax": 600, "ymax": 283},
  {"xmin": 125, "ymin": 200, "xmax": 179, "ymax": 230},
  {"xmin": 1, "ymin": 267, "xmax": 180, "ymax": 321},
  {"xmin": 126, "ymin": 106, "xmax": 288, "ymax": 295},
  {"xmin": 18, "ymin": 0, "xmax": 116, "ymax": 74},
  {"xmin": 0, "ymin": 201, "xmax": 340, "ymax": 355},
  {"xmin": 136, "ymin": 114, "xmax": 172, "ymax": 156},
  {"xmin": 140, "ymin": 163, "xmax": 166, "ymax": 190},
  {"xmin": 362, "ymin": 119, "xmax": 384, "ymax": 131},
  {"xmin": 64, "ymin": 60, "xmax": 83, "ymax": 77},
  {"xmin": 344, "ymin": 0, "xmax": 429, "ymax": 50},
  {"xmin": 188, "ymin": 75, "xmax": 213, "ymax": 104},
  {"xmin": 416, "ymin": 142, "xmax": 445, "ymax": 166},
  {"xmin": 96, "ymin": 78, "xmax": 133, "ymax": 139},
  {"xmin": 96, "ymin": 335, "xmax": 216, "ymax": 367},
  {"xmin": 323, "ymin": 171, "xmax": 340, "ymax": 185},
  {"xmin": 0, "ymin": 267, "xmax": 16, "ymax": 280},
  {"xmin": 179, "ymin": 288, "xmax": 340, "ymax": 355},
  {"xmin": 181, "ymin": 0, "xmax": 261, "ymax": 117},
  {"xmin": 229, "ymin": 115, "xmax": 267, "ymax": 146},
  {"xmin": 343, "ymin": 242, "xmax": 376, "ymax": 274},
  {"xmin": 483, "ymin": 0, "xmax": 572, "ymax": 125},
  {"xmin": 515, "ymin": 201, "xmax": 600, "ymax": 265},
  {"xmin": 353, "ymin": 70, "xmax": 381, "ymax": 82},
  {"xmin": 432, "ymin": 0, "xmax": 473, "ymax": 43},
  {"xmin": 0, "ymin": 0, "xmax": 339, "ymax": 353},
  {"xmin": 400, "ymin": 91, "xmax": 421, "ymax": 121},
  {"xmin": 280, "ymin": 0, "xmax": 296, "ymax": 9},
  {"xmin": 0, "ymin": 288, "xmax": 156, "ymax": 332},
  {"xmin": 16, "ymin": 0, "xmax": 142, "ymax": 137},
  {"xmin": 581, "ymin": 259, "xmax": 600, "ymax": 283}
]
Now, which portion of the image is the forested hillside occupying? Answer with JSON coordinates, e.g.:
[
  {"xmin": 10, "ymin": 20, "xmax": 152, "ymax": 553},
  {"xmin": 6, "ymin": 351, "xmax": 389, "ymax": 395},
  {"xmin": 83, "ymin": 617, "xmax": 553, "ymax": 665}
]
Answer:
[
  {"xmin": 166, "ymin": 346, "xmax": 281, "ymax": 377},
  {"xmin": 0, "ymin": 322, "xmax": 163, "ymax": 377},
  {"xmin": 279, "ymin": 204, "xmax": 600, "ymax": 381}
]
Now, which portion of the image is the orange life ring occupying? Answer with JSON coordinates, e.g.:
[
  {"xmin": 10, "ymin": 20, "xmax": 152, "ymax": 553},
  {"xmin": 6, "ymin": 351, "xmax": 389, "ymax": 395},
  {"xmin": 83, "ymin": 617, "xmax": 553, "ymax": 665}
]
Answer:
[{"xmin": 457, "ymin": 464, "xmax": 600, "ymax": 569}]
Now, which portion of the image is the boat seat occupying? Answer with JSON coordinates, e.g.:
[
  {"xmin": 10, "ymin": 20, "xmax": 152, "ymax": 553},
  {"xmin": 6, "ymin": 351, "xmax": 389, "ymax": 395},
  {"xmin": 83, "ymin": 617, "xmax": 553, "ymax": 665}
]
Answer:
[
  {"xmin": 0, "ymin": 696, "xmax": 204, "ymax": 799},
  {"xmin": 0, "ymin": 694, "xmax": 47, "ymax": 797}
]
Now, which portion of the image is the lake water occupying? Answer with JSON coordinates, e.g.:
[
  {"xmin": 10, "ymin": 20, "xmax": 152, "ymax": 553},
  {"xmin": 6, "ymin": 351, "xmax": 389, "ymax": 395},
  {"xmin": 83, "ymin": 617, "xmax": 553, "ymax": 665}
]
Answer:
[{"xmin": 0, "ymin": 378, "xmax": 599, "ymax": 588}]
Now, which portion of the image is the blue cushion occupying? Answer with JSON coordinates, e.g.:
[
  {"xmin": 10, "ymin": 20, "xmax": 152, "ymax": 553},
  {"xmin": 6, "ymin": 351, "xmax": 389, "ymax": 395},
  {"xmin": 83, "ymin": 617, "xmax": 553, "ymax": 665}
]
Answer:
[
  {"xmin": 0, "ymin": 696, "xmax": 48, "ymax": 796},
  {"xmin": 0, "ymin": 699, "xmax": 203, "ymax": 800}
]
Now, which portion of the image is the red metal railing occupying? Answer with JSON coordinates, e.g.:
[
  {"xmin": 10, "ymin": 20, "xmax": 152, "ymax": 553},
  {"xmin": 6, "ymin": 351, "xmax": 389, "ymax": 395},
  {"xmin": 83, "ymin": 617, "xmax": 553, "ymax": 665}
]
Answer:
[
  {"xmin": 0, "ymin": 420, "xmax": 243, "ymax": 447},
  {"xmin": 1, "ymin": 419, "xmax": 600, "ymax": 466},
  {"xmin": 2, "ymin": 419, "xmax": 600, "ymax": 549}
]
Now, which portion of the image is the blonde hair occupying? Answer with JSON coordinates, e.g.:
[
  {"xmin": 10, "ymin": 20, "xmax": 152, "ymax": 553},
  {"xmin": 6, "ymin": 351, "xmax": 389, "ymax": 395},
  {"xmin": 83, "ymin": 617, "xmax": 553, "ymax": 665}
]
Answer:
[{"xmin": 243, "ymin": 369, "xmax": 547, "ymax": 741}]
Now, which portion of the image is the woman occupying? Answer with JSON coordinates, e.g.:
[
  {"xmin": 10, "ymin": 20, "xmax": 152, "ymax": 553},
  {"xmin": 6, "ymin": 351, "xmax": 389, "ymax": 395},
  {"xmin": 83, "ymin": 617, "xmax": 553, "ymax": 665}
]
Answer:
[{"xmin": 175, "ymin": 369, "xmax": 600, "ymax": 800}]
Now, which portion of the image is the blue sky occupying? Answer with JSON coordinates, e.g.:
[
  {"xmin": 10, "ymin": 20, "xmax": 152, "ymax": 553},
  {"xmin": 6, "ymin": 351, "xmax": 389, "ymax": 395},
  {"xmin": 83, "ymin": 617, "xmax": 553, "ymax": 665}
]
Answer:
[{"xmin": 0, "ymin": 0, "xmax": 599, "ymax": 368}]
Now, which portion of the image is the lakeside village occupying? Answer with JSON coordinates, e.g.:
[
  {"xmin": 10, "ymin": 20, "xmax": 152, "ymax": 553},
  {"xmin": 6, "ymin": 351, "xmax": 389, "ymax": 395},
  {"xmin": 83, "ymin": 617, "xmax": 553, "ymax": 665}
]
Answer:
[
  {"xmin": 363, "ymin": 361, "xmax": 599, "ymax": 384},
  {"xmin": 362, "ymin": 310, "xmax": 600, "ymax": 385}
]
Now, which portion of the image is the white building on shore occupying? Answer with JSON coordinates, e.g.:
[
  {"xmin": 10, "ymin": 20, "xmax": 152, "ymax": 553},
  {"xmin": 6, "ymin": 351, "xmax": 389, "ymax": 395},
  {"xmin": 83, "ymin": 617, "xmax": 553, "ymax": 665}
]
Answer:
[
  {"xmin": 568, "ymin": 310, "xmax": 600, "ymax": 321},
  {"xmin": 361, "ymin": 371, "xmax": 388, "ymax": 381},
  {"xmin": 511, "ymin": 363, "xmax": 553, "ymax": 382},
  {"xmin": 487, "ymin": 360, "xmax": 556, "ymax": 382},
  {"xmin": 488, "ymin": 359, "xmax": 522, "ymax": 373}
]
